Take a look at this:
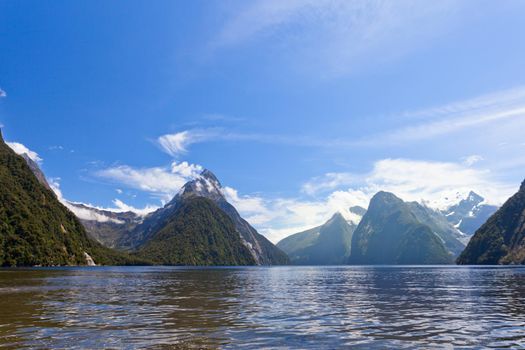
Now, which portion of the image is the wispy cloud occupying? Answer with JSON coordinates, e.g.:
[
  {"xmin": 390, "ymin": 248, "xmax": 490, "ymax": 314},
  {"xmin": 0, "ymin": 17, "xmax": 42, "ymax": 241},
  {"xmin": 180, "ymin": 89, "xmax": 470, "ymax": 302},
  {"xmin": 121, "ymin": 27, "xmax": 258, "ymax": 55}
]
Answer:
[
  {"xmin": 357, "ymin": 86, "xmax": 525, "ymax": 146},
  {"xmin": 462, "ymin": 155, "xmax": 484, "ymax": 167},
  {"xmin": 6, "ymin": 141, "xmax": 42, "ymax": 163},
  {"xmin": 157, "ymin": 128, "xmax": 329, "ymax": 156},
  {"xmin": 95, "ymin": 161, "xmax": 203, "ymax": 201},
  {"xmin": 158, "ymin": 86, "xmax": 525, "ymax": 156},
  {"xmin": 212, "ymin": 0, "xmax": 460, "ymax": 76},
  {"xmin": 157, "ymin": 130, "xmax": 214, "ymax": 156},
  {"xmin": 0, "ymin": 88, "xmax": 6, "ymax": 98}
]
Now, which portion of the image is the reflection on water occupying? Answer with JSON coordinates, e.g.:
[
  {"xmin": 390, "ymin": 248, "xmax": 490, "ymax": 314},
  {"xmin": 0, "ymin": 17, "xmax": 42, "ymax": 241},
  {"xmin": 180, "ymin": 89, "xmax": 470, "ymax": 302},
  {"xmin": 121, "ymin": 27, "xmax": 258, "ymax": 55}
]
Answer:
[{"xmin": 0, "ymin": 266, "xmax": 524, "ymax": 349}]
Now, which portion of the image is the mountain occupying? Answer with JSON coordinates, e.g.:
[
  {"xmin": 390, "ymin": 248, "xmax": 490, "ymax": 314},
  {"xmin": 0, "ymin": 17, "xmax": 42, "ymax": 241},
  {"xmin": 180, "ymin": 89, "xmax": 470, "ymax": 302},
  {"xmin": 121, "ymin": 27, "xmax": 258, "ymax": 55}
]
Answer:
[
  {"xmin": 137, "ymin": 197, "xmax": 256, "ymax": 265},
  {"xmin": 406, "ymin": 202, "xmax": 466, "ymax": 257},
  {"xmin": 0, "ymin": 130, "xmax": 142, "ymax": 266},
  {"xmin": 20, "ymin": 153, "xmax": 53, "ymax": 191},
  {"xmin": 67, "ymin": 203, "xmax": 142, "ymax": 248},
  {"xmin": 277, "ymin": 213, "xmax": 356, "ymax": 265},
  {"xmin": 348, "ymin": 192, "xmax": 454, "ymax": 265},
  {"xmin": 17, "ymin": 151, "xmax": 144, "ymax": 249},
  {"xmin": 457, "ymin": 180, "xmax": 525, "ymax": 265},
  {"xmin": 442, "ymin": 191, "xmax": 498, "ymax": 236},
  {"xmin": 118, "ymin": 169, "xmax": 289, "ymax": 265}
]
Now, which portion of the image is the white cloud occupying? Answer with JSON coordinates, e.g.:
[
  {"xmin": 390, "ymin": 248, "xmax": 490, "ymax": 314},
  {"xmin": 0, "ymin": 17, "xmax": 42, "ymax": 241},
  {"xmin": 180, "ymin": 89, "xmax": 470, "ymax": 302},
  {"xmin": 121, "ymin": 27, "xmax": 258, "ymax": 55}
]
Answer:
[
  {"xmin": 0, "ymin": 88, "xmax": 6, "ymax": 98},
  {"xmin": 212, "ymin": 0, "xmax": 461, "ymax": 76},
  {"xmin": 158, "ymin": 130, "xmax": 219, "ymax": 156},
  {"xmin": 116, "ymin": 188, "xmax": 123, "ymax": 194},
  {"xmin": 6, "ymin": 141, "xmax": 42, "ymax": 163},
  {"xmin": 301, "ymin": 172, "xmax": 358, "ymax": 195},
  {"xmin": 50, "ymin": 177, "xmax": 157, "ymax": 220},
  {"xmin": 95, "ymin": 161, "xmax": 203, "ymax": 201},
  {"xmin": 48, "ymin": 178, "xmax": 122, "ymax": 223},
  {"xmin": 363, "ymin": 105, "xmax": 525, "ymax": 146},
  {"xmin": 462, "ymin": 155, "xmax": 484, "ymax": 167},
  {"xmin": 302, "ymin": 158, "xmax": 514, "ymax": 209},
  {"xmin": 230, "ymin": 158, "xmax": 516, "ymax": 243},
  {"xmin": 223, "ymin": 184, "xmax": 369, "ymax": 243},
  {"xmin": 361, "ymin": 86, "xmax": 525, "ymax": 146},
  {"xmin": 105, "ymin": 199, "xmax": 158, "ymax": 217}
]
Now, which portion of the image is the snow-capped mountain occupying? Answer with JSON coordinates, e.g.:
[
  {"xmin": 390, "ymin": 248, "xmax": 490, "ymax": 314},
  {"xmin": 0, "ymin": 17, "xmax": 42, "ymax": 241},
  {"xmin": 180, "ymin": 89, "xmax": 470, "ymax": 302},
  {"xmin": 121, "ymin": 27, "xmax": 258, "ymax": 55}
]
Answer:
[
  {"xmin": 116, "ymin": 169, "xmax": 289, "ymax": 265},
  {"xmin": 66, "ymin": 202, "xmax": 144, "ymax": 248},
  {"xmin": 441, "ymin": 191, "xmax": 498, "ymax": 236}
]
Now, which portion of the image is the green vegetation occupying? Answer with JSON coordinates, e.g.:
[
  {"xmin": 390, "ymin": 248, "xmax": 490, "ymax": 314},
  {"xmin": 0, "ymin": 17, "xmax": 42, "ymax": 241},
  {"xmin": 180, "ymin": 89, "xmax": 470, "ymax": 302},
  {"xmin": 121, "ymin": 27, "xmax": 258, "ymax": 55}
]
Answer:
[
  {"xmin": 0, "ymin": 132, "xmax": 144, "ymax": 266},
  {"xmin": 277, "ymin": 213, "xmax": 355, "ymax": 265},
  {"xmin": 137, "ymin": 197, "xmax": 257, "ymax": 265},
  {"xmin": 349, "ymin": 192, "xmax": 454, "ymax": 265},
  {"xmin": 457, "ymin": 180, "xmax": 525, "ymax": 265}
]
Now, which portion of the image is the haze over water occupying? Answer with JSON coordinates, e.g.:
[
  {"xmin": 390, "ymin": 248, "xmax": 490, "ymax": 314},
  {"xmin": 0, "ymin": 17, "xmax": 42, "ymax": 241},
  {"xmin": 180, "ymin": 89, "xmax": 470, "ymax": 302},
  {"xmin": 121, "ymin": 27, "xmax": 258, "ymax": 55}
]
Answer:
[{"xmin": 1, "ymin": 266, "xmax": 524, "ymax": 349}]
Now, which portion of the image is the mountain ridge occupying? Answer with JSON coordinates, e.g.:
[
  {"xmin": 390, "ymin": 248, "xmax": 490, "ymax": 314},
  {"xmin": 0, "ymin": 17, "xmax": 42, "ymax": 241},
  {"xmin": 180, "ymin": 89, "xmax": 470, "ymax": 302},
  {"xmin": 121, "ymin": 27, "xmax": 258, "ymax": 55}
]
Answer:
[
  {"xmin": 349, "ymin": 191, "xmax": 455, "ymax": 265},
  {"xmin": 457, "ymin": 180, "xmax": 525, "ymax": 265},
  {"xmin": 277, "ymin": 212, "xmax": 356, "ymax": 265}
]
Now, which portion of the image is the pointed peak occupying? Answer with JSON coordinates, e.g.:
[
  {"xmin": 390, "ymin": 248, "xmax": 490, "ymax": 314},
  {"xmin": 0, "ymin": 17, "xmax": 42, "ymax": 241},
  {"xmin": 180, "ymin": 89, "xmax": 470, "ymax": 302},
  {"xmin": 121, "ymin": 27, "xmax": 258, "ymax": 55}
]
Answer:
[
  {"xmin": 330, "ymin": 212, "xmax": 345, "ymax": 220},
  {"xmin": 0, "ymin": 128, "xmax": 3, "ymax": 142},
  {"xmin": 176, "ymin": 168, "xmax": 225, "ymax": 202},
  {"xmin": 521, "ymin": 179, "xmax": 525, "ymax": 192},
  {"xmin": 466, "ymin": 191, "xmax": 484, "ymax": 204},
  {"xmin": 200, "ymin": 169, "xmax": 220, "ymax": 184},
  {"xmin": 324, "ymin": 212, "xmax": 346, "ymax": 226}
]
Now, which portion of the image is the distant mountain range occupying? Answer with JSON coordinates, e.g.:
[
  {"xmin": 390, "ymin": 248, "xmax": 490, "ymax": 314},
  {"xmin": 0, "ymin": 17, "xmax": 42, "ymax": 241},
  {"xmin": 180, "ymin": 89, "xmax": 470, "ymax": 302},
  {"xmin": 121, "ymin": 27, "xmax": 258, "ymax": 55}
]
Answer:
[
  {"xmin": 0, "ymin": 130, "xmax": 142, "ymax": 267},
  {"xmin": 458, "ymin": 180, "xmax": 525, "ymax": 265},
  {"xmin": 4, "ymin": 128, "xmax": 523, "ymax": 266},
  {"xmin": 67, "ymin": 203, "xmax": 142, "ymax": 249},
  {"xmin": 441, "ymin": 191, "xmax": 498, "ymax": 236}
]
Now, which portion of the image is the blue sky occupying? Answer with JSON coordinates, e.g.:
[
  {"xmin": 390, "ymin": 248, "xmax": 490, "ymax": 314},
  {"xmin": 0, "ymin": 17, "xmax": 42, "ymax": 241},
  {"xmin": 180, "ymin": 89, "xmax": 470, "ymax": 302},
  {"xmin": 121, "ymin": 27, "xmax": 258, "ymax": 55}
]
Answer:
[{"xmin": 1, "ymin": 0, "xmax": 525, "ymax": 242}]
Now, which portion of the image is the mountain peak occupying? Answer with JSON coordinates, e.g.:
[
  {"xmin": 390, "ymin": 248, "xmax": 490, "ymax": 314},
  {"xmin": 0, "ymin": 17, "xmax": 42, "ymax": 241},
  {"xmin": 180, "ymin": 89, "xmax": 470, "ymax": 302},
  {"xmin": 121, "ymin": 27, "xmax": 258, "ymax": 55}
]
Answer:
[
  {"xmin": 328, "ymin": 212, "xmax": 345, "ymax": 222},
  {"xmin": 370, "ymin": 191, "xmax": 403, "ymax": 208},
  {"xmin": 177, "ymin": 169, "xmax": 225, "ymax": 202},
  {"xmin": 0, "ymin": 128, "xmax": 3, "ymax": 142},
  {"xmin": 200, "ymin": 168, "xmax": 221, "ymax": 185},
  {"xmin": 521, "ymin": 179, "xmax": 525, "ymax": 192},
  {"xmin": 466, "ymin": 191, "xmax": 484, "ymax": 204}
]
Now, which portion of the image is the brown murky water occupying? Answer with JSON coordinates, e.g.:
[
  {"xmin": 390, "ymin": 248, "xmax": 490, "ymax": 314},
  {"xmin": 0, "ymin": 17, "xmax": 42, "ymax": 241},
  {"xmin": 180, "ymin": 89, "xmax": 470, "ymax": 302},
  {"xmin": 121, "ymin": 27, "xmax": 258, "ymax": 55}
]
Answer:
[{"xmin": 0, "ymin": 266, "xmax": 524, "ymax": 349}]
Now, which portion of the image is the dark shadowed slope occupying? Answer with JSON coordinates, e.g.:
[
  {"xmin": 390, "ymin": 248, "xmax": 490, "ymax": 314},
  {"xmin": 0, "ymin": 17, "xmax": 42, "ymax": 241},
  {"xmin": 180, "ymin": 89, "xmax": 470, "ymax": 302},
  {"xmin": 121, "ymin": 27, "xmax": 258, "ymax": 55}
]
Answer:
[
  {"xmin": 457, "ymin": 180, "xmax": 525, "ymax": 265},
  {"xmin": 137, "ymin": 197, "xmax": 256, "ymax": 265},
  {"xmin": 0, "ymin": 130, "xmax": 143, "ymax": 266},
  {"xmin": 349, "ymin": 192, "xmax": 454, "ymax": 265}
]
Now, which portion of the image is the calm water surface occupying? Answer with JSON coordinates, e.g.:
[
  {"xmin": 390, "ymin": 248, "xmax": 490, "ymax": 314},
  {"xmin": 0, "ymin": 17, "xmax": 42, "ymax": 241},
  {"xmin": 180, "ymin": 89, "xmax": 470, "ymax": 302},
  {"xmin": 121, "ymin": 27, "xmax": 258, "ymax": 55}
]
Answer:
[{"xmin": 0, "ymin": 266, "xmax": 524, "ymax": 349}]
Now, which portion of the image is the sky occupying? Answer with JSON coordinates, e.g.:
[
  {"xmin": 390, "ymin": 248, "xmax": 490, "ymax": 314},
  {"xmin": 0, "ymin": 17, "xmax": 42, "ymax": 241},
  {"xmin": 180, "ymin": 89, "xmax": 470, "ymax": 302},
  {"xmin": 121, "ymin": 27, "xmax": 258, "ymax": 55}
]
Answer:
[{"xmin": 1, "ymin": 0, "xmax": 525, "ymax": 242}]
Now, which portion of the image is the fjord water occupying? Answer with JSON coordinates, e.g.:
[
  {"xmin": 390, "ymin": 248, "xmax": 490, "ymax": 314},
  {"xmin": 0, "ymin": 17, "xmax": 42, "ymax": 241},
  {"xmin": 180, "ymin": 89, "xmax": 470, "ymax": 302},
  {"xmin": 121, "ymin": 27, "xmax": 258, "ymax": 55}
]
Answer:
[{"xmin": 0, "ymin": 267, "xmax": 524, "ymax": 349}]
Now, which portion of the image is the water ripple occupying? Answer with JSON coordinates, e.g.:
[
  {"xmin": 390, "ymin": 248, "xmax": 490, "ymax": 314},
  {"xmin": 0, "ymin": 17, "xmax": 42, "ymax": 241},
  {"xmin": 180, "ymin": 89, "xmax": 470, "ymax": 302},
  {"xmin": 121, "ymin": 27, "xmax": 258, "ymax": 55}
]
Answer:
[{"xmin": 0, "ymin": 266, "xmax": 524, "ymax": 349}]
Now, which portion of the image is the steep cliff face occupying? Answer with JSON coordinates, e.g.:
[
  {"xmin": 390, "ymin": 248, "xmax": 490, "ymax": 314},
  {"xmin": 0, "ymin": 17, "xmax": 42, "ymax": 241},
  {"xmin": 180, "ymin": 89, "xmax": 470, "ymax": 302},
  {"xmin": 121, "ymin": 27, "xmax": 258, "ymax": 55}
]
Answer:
[
  {"xmin": 349, "ymin": 192, "xmax": 454, "ymax": 265},
  {"xmin": 457, "ymin": 180, "xmax": 525, "ymax": 265},
  {"xmin": 0, "ymin": 130, "xmax": 139, "ymax": 266}
]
